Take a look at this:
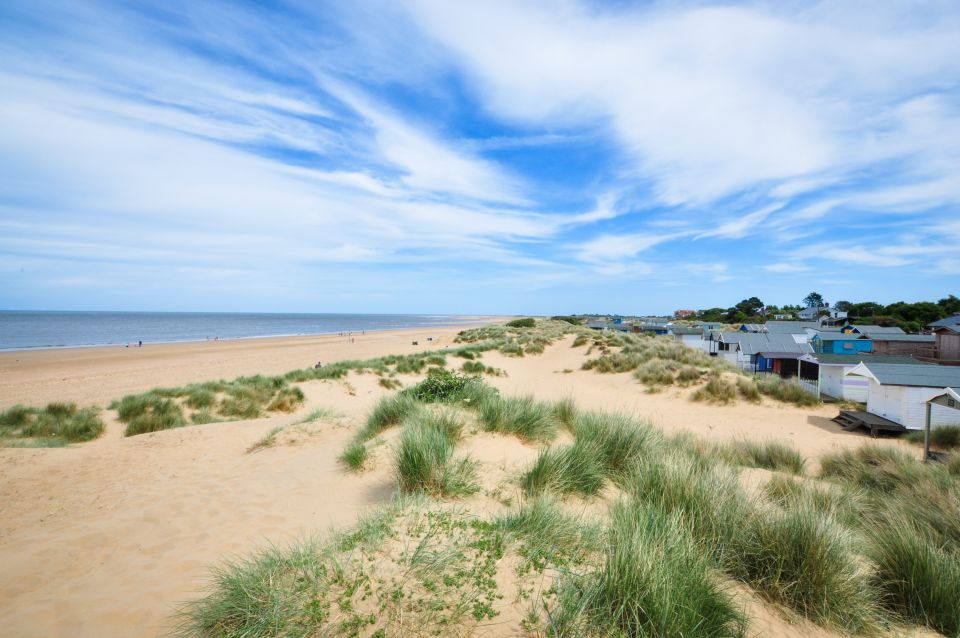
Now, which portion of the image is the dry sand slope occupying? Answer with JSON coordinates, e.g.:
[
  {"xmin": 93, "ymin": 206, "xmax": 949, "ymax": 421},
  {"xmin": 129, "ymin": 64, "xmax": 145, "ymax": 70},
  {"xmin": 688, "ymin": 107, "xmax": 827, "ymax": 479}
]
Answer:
[{"xmin": 0, "ymin": 331, "xmax": 921, "ymax": 637}]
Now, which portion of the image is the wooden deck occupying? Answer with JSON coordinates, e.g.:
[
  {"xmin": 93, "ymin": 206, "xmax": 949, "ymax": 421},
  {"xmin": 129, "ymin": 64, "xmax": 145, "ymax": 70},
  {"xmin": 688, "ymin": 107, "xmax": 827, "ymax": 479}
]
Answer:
[{"xmin": 832, "ymin": 410, "xmax": 907, "ymax": 437}]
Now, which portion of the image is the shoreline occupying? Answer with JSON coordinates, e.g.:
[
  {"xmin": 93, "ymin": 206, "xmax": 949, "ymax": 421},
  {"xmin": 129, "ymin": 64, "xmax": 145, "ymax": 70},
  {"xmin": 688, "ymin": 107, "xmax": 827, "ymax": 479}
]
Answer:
[
  {"xmin": 0, "ymin": 320, "xmax": 507, "ymax": 408},
  {"xmin": 0, "ymin": 315, "xmax": 508, "ymax": 353}
]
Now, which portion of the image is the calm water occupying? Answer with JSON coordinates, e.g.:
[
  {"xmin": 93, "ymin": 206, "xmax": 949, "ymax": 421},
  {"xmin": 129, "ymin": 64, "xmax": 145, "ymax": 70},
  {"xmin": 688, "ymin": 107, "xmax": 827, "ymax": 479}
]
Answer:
[{"xmin": 0, "ymin": 311, "xmax": 483, "ymax": 351}]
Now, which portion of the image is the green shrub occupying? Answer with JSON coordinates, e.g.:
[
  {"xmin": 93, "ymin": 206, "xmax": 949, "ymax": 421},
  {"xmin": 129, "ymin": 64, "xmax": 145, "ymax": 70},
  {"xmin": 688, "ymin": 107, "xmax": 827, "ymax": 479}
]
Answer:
[
  {"xmin": 550, "ymin": 316, "xmax": 580, "ymax": 325},
  {"xmin": 339, "ymin": 441, "xmax": 368, "ymax": 472},
  {"xmin": 506, "ymin": 318, "xmax": 536, "ymax": 328},
  {"xmin": 478, "ymin": 395, "xmax": 559, "ymax": 443},
  {"xmin": 552, "ymin": 501, "xmax": 745, "ymax": 638},
  {"xmin": 402, "ymin": 368, "xmax": 483, "ymax": 403}
]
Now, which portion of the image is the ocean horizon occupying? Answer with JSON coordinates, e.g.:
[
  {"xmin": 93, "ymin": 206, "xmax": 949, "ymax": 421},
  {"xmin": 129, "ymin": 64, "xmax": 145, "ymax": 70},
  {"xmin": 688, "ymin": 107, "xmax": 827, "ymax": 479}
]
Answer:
[{"xmin": 0, "ymin": 311, "xmax": 490, "ymax": 351}]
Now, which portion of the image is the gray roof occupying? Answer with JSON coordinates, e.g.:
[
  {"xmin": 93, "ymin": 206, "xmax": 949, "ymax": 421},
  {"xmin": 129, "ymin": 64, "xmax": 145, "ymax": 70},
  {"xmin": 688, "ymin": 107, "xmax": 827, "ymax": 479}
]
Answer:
[
  {"xmin": 813, "ymin": 333, "xmax": 869, "ymax": 341},
  {"xmin": 850, "ymin": 325, "xmax": 905, "ymax": 334},
  {"xmin": 861, "ymin": 332, "xmax": 934, "ymax": 342},
  {"xmin": 764, "ymin": 321, "xmax": 822, "ymax": 334},
  {"xmin": 928, "ymin": 313, "xmax": 960, "ymax": 330},
  {"xmin": 670, "ymin": 326, "xmax": 703, "ymax": 335},
  {"xmin": 808, "ymin": 354, "xmax": 927, "ymax": 366},
  {"xmin": 853, "ymin": 363, "xmax": 960, "ymax": 388},
  {"xmin": 734, "ymin": 332, "xmax": 813, "ymax": 355}
]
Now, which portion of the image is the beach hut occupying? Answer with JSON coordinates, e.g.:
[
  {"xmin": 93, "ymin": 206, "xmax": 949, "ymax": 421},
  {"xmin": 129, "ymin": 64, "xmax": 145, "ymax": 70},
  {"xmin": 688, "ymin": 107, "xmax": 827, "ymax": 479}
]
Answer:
[
  {"xmin": 811, "ymin": 332, "xmax": 872, "ymax": 355},
  {"xmin": 669, "ymin": 325, "xmax": 703, "ymax": 347},
  {"xmin": 844, "ymin": 363, "xmax": 960, "ymax": 430},
  {"xmin": 864, "ymin": 332, "xmax": 935, "ymax": 357},
  {"xmin": 925, "ymin": 313, "xmax": 960, "ymax": 364},
  {"xmin": 921, "ymin": 387, "xmax": 960, "ymax": 461},
  {"xmin": 798, "ymin": 353, "xmax": 927, "ymax": 401}
]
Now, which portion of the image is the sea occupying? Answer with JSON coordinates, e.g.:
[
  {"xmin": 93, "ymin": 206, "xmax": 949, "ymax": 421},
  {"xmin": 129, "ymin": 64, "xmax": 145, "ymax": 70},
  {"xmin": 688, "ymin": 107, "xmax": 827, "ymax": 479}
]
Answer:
[{"xmin": 0, "ymin": 311, "xmax": 486, "ymax": 351}]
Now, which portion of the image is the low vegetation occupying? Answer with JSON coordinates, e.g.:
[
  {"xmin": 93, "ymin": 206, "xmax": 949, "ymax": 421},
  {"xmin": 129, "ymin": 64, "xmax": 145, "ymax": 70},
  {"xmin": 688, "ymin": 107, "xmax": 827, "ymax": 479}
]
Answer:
[
  {"xmin": 0, "ymin": 402, "xmax": 104, "ymax": 445},
  {"xmin": 478, "ymin": 394, "xmax": 560, "ymax": 443},
  {"xmin": 111, "ymin": 376, "xmax": 306, "ymax": 436},
  {"xmin": 182, "ymin": 387, "xmax": 960, "ymax": 637},
  {"xmin": 904, "ymin": 424, "xmax": 960, "ymax": 449}
]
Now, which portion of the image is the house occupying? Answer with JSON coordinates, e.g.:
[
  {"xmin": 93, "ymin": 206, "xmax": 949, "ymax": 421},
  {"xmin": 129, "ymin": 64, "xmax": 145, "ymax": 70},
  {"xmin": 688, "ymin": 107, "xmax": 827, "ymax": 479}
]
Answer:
[
  {"xmin": 811, "ymin": 332, "xmax": 873, "ymax": 355},
  {"xmin": 764, "ymin": 321, "xmax": 822, "ymax": 334},
  {"xmin": 925, "ymin": 313, "xmax": 960, "ymax": 365},
  {"xmin": 844, "ymin": 363, "xmax": 960, "ymax": 429},
  {"xmin": 865, "ymin": 332, "xmax": 935, "ymax": 357},
  {"xmin": 797, "ymin": 353, "xmax": 927, "ymax": 401},
  {"xmin": 716, "ymin": 332, "xmax": 813, "ymax": 371},
  {"xmin": 694, "ymin": 321, "xmax": 723, "ymax": 331},
  {"xmin": 797, "ymin": 305, "xmax": 847, "ymax": 321},
  {"xmin": 674, "ymin": 309, "xmax": 696, "ymax": 319},
  {"xmin": 586, "ymin": 320, "xmax": 613, "ymax": 331},
  {"xmin": 670, "ymin": 325, "xmax": 703, "ymax": 347},
  {"xmin": 739, "ymin": 323, "xmax": 766, "ymax": 333}
]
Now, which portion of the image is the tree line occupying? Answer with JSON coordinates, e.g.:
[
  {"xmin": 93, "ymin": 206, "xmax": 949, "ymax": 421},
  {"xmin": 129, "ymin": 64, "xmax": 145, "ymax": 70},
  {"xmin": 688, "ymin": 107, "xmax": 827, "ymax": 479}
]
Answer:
[{"xmin": 692, "ymin": 294, "xmax": 959, "ymax": 333}]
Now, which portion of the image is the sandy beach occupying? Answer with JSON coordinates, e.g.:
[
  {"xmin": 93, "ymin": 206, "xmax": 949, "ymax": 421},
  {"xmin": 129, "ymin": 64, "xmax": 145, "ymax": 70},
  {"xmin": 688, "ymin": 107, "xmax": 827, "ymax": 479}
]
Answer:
[{"xmin": 0, "ymin": 327, "xmax": 924, "ymax": 637}]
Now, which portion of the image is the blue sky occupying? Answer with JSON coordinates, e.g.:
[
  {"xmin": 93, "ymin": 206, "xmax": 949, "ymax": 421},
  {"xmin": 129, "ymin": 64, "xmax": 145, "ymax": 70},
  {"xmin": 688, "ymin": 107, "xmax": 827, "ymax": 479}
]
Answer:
[{"xmin": 1, "ymin": 0, "xmax": 958, "ymax": 315}]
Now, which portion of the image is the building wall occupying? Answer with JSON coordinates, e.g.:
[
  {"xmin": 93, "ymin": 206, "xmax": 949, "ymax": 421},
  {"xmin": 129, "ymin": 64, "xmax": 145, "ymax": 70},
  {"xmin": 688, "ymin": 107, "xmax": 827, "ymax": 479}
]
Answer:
[
  {"xmin": 899, "ymin": 387, "xmax": 960, "ymax": 429},
  {"xmin": 867, "ymin": 380, "xmax": 903, "ymax": 425},
  {"xmin": 824, "ymin": 339, "xmax": 872, "ymax": 355},
  {"xmin": 871, "ymin": 340, "xmax": 933, "ymax": 357},
  {"xmin": 866, "ymin": 381, "xmax": 960, "ymax": 429},
  {"xmin": 937, "ymin": 332, "xmax": 960, "ymax": 359}
]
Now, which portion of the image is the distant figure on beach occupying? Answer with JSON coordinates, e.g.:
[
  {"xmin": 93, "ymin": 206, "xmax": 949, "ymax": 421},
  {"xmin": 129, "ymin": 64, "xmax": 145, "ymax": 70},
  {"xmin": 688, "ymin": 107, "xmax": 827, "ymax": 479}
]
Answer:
[
  {"xmin": 314, "ymin": 361, "xmax": 322, "ymax": 369},
  {"xmin": 138, "ymin": 340, "xmax": 142, "ymax": 347}
]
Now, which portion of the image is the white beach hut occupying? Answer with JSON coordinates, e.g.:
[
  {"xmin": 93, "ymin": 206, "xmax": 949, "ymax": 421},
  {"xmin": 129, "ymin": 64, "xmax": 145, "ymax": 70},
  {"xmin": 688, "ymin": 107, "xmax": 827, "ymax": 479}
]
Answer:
[{"xmin": 845, "ymin": 363, "xmax": 960, "ymax": 430}]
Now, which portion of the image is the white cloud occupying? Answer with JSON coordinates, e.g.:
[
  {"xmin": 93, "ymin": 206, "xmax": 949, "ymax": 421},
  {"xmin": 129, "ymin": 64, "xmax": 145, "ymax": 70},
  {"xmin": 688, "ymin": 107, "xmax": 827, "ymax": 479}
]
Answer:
[{"xmin": 763, "ymin": 262, "xmax": 810, "ymax": 273}]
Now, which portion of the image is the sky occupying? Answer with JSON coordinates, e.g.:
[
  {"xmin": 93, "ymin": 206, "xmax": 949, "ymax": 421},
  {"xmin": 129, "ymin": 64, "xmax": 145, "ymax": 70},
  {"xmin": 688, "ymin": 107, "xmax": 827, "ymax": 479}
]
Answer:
[{"xmin": 1, "ymin": 0, "xmax": 959, "ymax": 315}]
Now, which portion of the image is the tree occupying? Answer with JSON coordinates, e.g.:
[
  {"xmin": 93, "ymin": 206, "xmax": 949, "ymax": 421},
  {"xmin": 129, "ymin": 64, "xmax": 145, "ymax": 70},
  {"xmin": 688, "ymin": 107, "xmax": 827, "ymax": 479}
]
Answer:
[
  {"xmin": 834, "ymin": 300, "xmax": 852, "ymax": 312},
  {"xmin": 734, "ymin": 297, "xmax": 764, "ymax": 317},
  {"xmin": 803, "ymin": 292, "xmax": 824, "ymax": 308},
  {"xmin": 938, "ymin": 295, "xmax": 960, "ymax": 315},
  {"xmin": 849, "ymin": 301, "xmax": 883, "ymax": 318}
]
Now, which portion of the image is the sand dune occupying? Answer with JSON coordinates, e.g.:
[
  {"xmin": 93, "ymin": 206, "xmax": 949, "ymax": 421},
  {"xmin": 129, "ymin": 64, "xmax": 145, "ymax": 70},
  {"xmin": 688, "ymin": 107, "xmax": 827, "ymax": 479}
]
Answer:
[{"xmin": 0, "ymin": 329, "xmax": 922, "ymax": 637}]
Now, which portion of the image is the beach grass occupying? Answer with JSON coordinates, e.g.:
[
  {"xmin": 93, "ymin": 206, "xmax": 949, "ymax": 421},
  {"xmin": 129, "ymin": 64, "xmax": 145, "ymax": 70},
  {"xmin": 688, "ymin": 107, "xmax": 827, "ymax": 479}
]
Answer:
[
  {"xmin": 338, "ymin": 440, "xmax": 368, "ymax": 471},
  {"xmin": 478, "ymin": 394, "xmax": 560, "ymax": 443},
  {"xmin": 722, "ymin": 439, "xmax": 806, "ymax": 475},
  {"xmin": 359, "ymin": 393, "xmax": 421, "ymax": 441},
  {"xmin": 1, "ymin": 402, "xmax": 105, "ymax": 445},
  {"xmin": 395, "ymin": 416, "xmax": 478, "ymax": 497},
  {"xmin": 551, "ymin": 501, "xmax": 746, "ymax": 638},
  {"xmin": 246, "ymin": 426, "xmax": 285, "ymax": 453},
  {"xmin": 904, "ymin": 424, "xmax": 960, "ymax": 449},
  {"xmin": 692, "ymin": 374, "xmax": 738, "ymax": 405}
]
